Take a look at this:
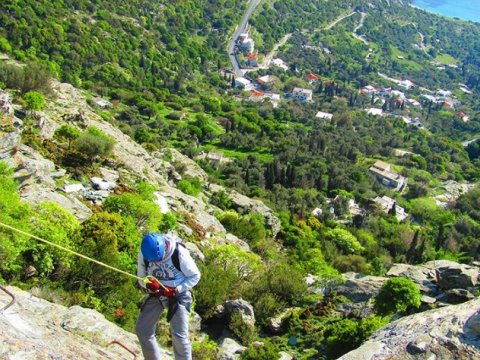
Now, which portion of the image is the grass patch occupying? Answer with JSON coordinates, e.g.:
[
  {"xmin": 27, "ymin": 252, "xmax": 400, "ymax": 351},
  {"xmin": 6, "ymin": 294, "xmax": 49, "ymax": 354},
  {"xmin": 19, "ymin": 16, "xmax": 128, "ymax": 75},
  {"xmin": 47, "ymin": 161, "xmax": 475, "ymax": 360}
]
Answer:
[{"xmin": 435, "ymin": 53, "xmax": 457, "ymax": 65}]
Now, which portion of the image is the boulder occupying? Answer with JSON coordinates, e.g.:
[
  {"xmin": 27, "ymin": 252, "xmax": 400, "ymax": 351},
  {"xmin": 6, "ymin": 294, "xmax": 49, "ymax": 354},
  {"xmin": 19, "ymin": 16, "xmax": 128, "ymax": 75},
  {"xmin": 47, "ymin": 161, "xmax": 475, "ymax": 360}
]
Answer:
[
  {"xmin": 169, "ymin": 148, "xmax": 208, "ymax": 182},
  {"xmin": 64, "ymin": 183, "xmax": 85, "ymax": 193},
  {"xmin": 432, "ymin": 260, "xmax": 479, "ymax": 290},
  {"xmin": 436, "ymin": 288, "xmax": 475, "ymax": 304},
  {"xmin": 387, "ymin": 263, "xmax": 437, "ymax": 294},
  {"xmin": 0, "ymin": 286, "xmax": 173, "ymax": 359},
  {"xmin": 224, "ymin": 299, "xmax": 255, "ymax": 328},
  {"xmin": 98, "ymin": 167, "xmax": 119, "ymax": 183},
  {"xmin": 268, "ymin": 308, "xmax": 295, "ymax": 334},
  {"xmin": 207, "ymin": 184, "xmax": 281, "ymax": 236},
  {"xmin": 217, "ymin": 337, "xmax": 247, "ymax": 360},
  {"xmin": 90, "ymin": 177, "xmax": 116, "ymax": 191},
  {"xmin": 339, "ymin": 298, "xmax": 480, "ymax": 360},
  {"xmin": 336, "ymin": 273, "xmax": 387, "ymax": 303},
  {"xmin": 184, "ymin": 242, "xmax": 205, "ymax": 262},
  {"xmin": 21, "ymin": 184, "xmax": 92, "ymax": 221}
]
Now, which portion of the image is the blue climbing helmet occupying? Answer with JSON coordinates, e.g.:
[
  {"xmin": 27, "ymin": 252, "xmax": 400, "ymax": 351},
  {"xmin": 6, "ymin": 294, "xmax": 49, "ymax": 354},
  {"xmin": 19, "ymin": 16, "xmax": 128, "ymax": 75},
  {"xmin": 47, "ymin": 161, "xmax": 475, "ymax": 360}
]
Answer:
[{"xmin": 141, "ymin": 233, "xmax": 166, "ymax": 261}]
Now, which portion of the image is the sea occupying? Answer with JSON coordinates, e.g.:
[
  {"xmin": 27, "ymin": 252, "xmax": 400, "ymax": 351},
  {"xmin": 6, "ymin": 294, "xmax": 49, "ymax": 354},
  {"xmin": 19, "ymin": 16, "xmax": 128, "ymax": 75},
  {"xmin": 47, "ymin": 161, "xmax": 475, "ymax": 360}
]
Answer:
[{"xmin": 412, "ymin": 0, "xmax": 480, "ymax": 23}]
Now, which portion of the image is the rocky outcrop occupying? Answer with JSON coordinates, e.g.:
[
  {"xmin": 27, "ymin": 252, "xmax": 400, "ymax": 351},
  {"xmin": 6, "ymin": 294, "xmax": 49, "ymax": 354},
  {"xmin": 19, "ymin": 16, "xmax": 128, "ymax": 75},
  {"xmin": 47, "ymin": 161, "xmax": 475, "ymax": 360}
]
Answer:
[
  {"xmin": 433, "ymin": 260, "xmax": 479, "ymax": 290},
  {"xmin": 339, "ymin": 299, "xmax": 480, "ymax": 360},
  {"xmin": 217, "ymin": 337, "xmax": 247, "ymax": 360},
  {"xmin": 336, "ymin": 273, "xmax": 387, "ymax": 303},
  {"xmin": 0, "ymin": 285, "xmax": 173, "ymax": 360},
  {"xmin": 0, "ymin": 130, "xmax": 92, "ymax": 221},
  {"xmin": 208, "ymin": 184, "xmax": 281, "ymax": 236},
  {"xmin": 224, "ymin": 299, "xmax": 256, "ymax": 329}
]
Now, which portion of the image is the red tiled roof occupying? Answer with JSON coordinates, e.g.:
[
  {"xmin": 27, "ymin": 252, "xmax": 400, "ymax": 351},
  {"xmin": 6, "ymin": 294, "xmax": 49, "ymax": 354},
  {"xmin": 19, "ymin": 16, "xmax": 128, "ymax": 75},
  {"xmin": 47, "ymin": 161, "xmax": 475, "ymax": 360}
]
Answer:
[
  {"xmin": 306, "ymin": 73, "xmax": 319, "ymax": 80},
  {"xmin": 250, "ymin": 89, "xmax": 264, "ymax": 97},
  {"xmin": 247, "ymin": 53, "xmax": 256, "ymax": 60}
]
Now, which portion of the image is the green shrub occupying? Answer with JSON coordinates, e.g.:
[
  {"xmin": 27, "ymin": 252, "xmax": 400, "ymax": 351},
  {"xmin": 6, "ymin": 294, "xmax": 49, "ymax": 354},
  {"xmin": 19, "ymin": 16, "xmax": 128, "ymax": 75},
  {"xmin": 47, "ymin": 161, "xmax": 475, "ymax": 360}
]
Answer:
[
  {"xmin": 374, "ymin": 277, "xmax": 421, "ymax": 315},
  {"xmin": 325, "ymin": 228, "xmax": 364, "ymax": 254},
  {"xmin": 192, "ymin": 336, "xmax": 218, "ymax": 360},
  {"xmin": 177, "ymin": 177, "xmax": 203, "ymax": 196},
  {"xmin": 228, "ymin": 312, "xmax": 256, "ymax": 346},
  {"xmin": 74, "ymin": 126, "xmax": 114, "ymax": 161},
  {"xmin": 240, "ymin": 339, "xmax": 280, "ymax": 360}
]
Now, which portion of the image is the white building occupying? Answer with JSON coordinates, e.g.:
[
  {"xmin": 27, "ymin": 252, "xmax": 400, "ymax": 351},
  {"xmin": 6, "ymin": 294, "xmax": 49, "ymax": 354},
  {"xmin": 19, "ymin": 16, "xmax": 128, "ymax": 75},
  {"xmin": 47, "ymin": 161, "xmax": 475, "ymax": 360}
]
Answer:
[
  {"xmin": 373, "ymin": 195, "xmax": 409, "ymax": 221},
  {"xmin": 234, "ymin": 77, "xmax": 254, "ymax": 90},
  {"xmin": 292, "ymin": 87, "xmax": 313, "ymax": 102},
  {"xmin": 369, "ymin": 160, "xmax": 407, "ymax": 192},
  {"xmin": 315, "ymin": 111, "xmax": 333, "ymax": 121},
  {"xmin": 367, "ymin": 108, "xmax": 383, "ymax": 116},
  {"xmin": 272, "ymin": 58, "xmax": 288, "ymax": 71},
  {"xmin": 399, "ymin": 80, "xmax": 415, "ymax": 89}
]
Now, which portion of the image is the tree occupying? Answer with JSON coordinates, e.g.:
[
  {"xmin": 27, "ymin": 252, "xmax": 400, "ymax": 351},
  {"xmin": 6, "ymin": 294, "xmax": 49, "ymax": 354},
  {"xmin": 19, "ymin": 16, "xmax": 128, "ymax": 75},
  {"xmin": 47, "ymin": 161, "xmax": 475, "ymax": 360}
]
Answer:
[
  {"xmin": 55, "ymin": 125, "xmax": 81, "ymax": 150},
  {"xmin": 374, "ymin": 277, "xmax": 421, "ymax": 315},
  {"xmin": 23, "ymin": 91, "xmax": 45, "ymax": 115},
  {"xmin": 74, "ymin": 126, "xmax": 115, "ymax": 161},
  {"xmin": 325, "ymin": 228, "xmax": 364, "ymax": 254}
]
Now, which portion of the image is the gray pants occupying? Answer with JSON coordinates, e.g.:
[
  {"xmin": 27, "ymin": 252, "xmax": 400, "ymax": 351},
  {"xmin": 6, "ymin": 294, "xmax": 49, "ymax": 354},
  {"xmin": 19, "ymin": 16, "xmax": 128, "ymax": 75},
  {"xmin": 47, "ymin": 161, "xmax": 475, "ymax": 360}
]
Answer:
[{"xmin": 136, "ymin": 293, "xmax": 192, "ymax": 360}]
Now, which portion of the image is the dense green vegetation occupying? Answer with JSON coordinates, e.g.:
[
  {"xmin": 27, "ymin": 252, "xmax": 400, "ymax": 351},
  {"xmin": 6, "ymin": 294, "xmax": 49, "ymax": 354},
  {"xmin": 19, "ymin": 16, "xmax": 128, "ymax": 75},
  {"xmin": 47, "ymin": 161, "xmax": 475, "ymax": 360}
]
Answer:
[{"xmin": 1, "ymin": 0, "xmax": 480, "ymax": 358}]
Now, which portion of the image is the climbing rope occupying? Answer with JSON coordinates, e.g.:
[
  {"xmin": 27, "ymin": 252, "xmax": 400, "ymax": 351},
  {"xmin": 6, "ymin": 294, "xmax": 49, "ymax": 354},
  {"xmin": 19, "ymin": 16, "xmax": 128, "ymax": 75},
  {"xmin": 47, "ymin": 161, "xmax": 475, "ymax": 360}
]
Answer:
[{"xmin": 0, "ymin": 221, "xmax": 164, "ymax": 288}]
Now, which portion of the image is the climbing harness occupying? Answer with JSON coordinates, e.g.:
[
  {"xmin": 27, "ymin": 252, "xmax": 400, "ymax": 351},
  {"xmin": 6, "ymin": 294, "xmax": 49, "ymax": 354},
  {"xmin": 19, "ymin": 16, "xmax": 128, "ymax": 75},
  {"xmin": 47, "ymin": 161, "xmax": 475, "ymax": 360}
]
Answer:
[{"xmin": 0, "ymin": 221, "xmax": 166, "ymax": 289}]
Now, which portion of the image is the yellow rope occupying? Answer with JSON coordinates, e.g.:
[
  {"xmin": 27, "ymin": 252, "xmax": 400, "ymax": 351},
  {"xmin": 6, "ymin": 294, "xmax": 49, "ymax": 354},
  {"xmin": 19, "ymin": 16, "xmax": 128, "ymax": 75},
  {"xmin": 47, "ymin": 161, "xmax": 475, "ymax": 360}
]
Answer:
[{"xmin": 0, "ymin": 221, "xmax": 163, "ymax": 287}]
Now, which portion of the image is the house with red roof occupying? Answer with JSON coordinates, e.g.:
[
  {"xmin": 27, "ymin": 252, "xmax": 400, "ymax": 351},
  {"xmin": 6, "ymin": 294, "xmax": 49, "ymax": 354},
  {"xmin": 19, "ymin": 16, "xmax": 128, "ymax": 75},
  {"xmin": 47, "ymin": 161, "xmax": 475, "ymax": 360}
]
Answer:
[
  {"xmin": 245, "ymin": 53, "xmax": 258, "ymax": 67},
  {"xmin": 306, "ymin": 73, "xmax": 319, "ymax": 84}
]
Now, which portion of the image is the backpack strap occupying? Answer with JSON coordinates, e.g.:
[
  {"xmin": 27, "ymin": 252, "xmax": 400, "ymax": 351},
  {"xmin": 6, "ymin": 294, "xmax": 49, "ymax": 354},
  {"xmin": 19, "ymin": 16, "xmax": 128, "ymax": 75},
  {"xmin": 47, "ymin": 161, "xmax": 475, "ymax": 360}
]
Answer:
[{"xmin": 172, "ymin": 242, "xmax": 186, "ymax": 272}]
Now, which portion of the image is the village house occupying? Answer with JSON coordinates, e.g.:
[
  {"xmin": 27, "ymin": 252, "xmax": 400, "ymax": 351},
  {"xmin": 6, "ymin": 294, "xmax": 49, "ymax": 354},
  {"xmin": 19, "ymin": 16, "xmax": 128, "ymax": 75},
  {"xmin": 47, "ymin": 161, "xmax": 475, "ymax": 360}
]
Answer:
[
  {"xmin": 306, "ymin": 73, "xmax": 319, "ymax": 84},
  {"xmin": 291, "ymin": 87, "xmax": 313, "ymax": 102},
  {"xmin": 315, "ymin": 111, "xmax": 333, "ymax": 121},
  {"xmin": 407, "ymin": 98, "xmax": 422, "ymax": 108},
  {"xmin": 245, "ymin": 53, "xmax": 258, "ymax": 67},
  {"xmin": 94, "ymin": 99, "xmax": 113, "ymax": 109},
  {"xmin": 367, "ymin": 108, "xmax": 383, "ymax": 116},
  {"xmin": 360, "ymin": 85, "xmax": 378, "ymax": 97},
  {"xmin": 256, "ymin": 75, "xmax": 276, "ymax": 90},
  {"xmin": 373, "ymin": 195, "xmax": 409, "ymax": 221},
  {"xmin": 399, "ymin": 80, "xmax": 415, "ymax": 90},
  {"xmin": 234, "ymin": 77, "xmax": 254, "ymax": 90},
  {"xmin": 237, "ymin": 33, "xmax": 255, "ymax": 53},
  {"xmin": 369, "ymin": 160, "xmax": 407, "ymax": 191},
  {"xmin": 272, "ymin": 58, "xmax": 288, "ymax": 71},
  {"xmin": 436, "ymin": 89, "xmax": 452, "ymax": 99}
]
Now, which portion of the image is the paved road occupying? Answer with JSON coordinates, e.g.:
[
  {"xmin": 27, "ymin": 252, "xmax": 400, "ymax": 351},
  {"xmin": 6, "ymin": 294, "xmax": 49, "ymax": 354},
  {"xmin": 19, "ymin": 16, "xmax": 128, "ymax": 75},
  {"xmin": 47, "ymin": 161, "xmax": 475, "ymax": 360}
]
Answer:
[
  {"xmin": 325, "ymin": 10, "xmax": 355, "ymax": 30},
  {"xmin": 227, "ymin": 0, "xmax": 262, "ymax": 77}
]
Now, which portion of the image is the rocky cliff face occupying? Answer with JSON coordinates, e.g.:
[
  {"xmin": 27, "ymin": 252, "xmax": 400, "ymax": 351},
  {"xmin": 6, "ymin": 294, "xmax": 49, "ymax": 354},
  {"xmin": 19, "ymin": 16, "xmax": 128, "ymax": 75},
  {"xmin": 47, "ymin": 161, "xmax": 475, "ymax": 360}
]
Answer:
[
  {"xmin": 0, "ymin": 285, "xmax": 173, "ymax": 360},
  {"xmin": 339, "ymin": 298, "xmax": 480, "ymax": 360}
]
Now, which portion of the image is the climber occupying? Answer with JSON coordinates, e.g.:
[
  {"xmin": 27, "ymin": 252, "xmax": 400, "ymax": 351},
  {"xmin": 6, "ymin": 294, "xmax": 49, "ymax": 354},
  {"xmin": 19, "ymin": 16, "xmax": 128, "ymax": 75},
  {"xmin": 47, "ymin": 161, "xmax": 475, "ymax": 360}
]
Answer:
[{"xmin": 136, "ymin": 233, "xmax": 201, "ymax": 360}]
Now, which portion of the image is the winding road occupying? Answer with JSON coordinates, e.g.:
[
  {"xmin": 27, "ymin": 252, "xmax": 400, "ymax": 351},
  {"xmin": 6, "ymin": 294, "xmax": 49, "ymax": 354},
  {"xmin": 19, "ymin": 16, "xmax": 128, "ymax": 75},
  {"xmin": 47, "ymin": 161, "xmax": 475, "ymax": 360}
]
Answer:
[{"xmin": 227, "ymin": 0, "xmax": 262, "ymax": 77}]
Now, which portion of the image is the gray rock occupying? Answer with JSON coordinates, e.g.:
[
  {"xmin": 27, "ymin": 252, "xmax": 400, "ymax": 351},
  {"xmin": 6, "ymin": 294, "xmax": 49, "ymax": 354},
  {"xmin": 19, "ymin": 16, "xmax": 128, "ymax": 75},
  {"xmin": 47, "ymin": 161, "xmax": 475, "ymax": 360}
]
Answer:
[
  {"xmin": 278, "ymin": 352, "xmax": 294, "ymax": 360},
  {"xmin": 406, "ymin": 335, "xmax": 431, "ymax": 355},
  {"xmin": 436, "ymin": 288, "xmax": 475, "ymax": 304},
  {"xmin": 21, "ymin": 185, "xmax": 92, "ymax": 221},
  {"xmin": 387, "ymin": 263, "xmax": 438, "ymax": 294},
  {"xmin": 90, "ymin": 177, "xmax": 116, "ymax": 191},
  {"xmin": 336, "ymin": 273, "xmax": 387, "ymax": 303},
  {"xmin": 339, "ymin": 299, "xmax": 480, "ymax": 360},
  {"xmin": 268, "ymin": 308, "xmax": 295, "ymax": 334},
  {"xmin": 0, "ymin": 286, "xmax": 173, "ymax": 359},
  {"xmin": 51, "ymin": 168, "xmax": 67, "ymax": 178},
  {"xmin": 185, "ymin": 242, "xmax": 205, "ymax": 262},
  {"xmin": 169, "ymin": 148, "xmax": 208, "ymax": 182},
  {"xmin": 225, "ymin": 233, "xmax": 251, "ymax": 252},
  {"xmin": 217, "ymin": 337, "xmax": 247, "ymax": 360},
  {"xmin": 99, "ymin": 167, "xmax": 119, "ymax": 182},
  {"xmin": 224, "ymin": 299, "xmax": 255, "ymax": 328},
  {"xmin": 434, "ymin": 261, "xmax": 479, "ymax": 290},
  {"xmin": 421, "ymin": 295, "xmax": 437, "ymax": 304},
  {"xmin": 189, "ymin": 311, "xmax": 202, "ymax": 335},
  {"xmin": 64, "ymin": 183, "xmax": 85, "ymax": 193}
]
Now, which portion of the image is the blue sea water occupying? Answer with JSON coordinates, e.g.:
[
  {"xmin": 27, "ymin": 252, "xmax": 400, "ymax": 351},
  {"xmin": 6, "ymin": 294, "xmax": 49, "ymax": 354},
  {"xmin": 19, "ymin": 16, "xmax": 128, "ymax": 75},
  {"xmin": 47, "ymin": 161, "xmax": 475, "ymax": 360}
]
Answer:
[{"xmin": 413, "ymin": 0, "xmax": 480, "ymax": 23}]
